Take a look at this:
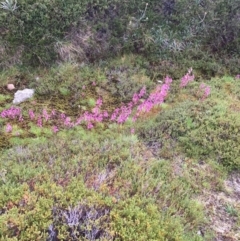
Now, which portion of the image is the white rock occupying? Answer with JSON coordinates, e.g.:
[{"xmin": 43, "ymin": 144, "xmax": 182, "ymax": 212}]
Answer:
[
  {"xmin": 13, "ymin": 89, "xmax": 35, "ymax": 104},
  {"xmin": 7, "ymin": 84, "xmax": 15, "ymax": 90}
]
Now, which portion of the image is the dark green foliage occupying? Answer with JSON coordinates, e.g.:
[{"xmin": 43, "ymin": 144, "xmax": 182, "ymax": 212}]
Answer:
[
  {"xmin": 104, "ymin": 65, "xmax": 153, "ymax": 102},
  {"xmin": 1, "ymin": 0, "xmax": 239, "ymax": 74},
  {"xmin": 1, "ymin": 0, "xmax": 89, "ymax": 65}
]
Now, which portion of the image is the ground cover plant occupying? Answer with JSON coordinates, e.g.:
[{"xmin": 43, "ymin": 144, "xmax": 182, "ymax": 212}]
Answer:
[
  {"xmin": 0, "ymin": 58, "xmax": 240, "ymax": 240},
  {"xmin": 0, "ymin": 1, "xmax": 240, "ymax": 240}
]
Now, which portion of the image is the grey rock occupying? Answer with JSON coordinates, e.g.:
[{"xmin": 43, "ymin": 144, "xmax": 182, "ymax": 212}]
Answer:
[{"xmin": 13, "ymin": 89, "xmax": 35, "ymax": 104}]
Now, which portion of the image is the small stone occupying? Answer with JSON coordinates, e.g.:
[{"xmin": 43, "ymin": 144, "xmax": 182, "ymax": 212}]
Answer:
[
  {"xmin": 13, "ymin": 89, "xmax": 35, "ymax": 104},
  {"xmin": 7, "ymin": 84, "xmax": 15, "ymax": 90}
]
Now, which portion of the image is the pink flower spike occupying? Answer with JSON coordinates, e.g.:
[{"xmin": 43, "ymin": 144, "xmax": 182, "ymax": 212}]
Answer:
[
  {"xmin": 6, "ymin": 123, "xmax": 12, "ymax": 133},
  {"xmin": 42, "ymin": 109, "xmax": 50, "ymax": 121},
  {"xmin": 0, "ymin": 106, "xmax": 21, "ymax": 119},
  {"xmin": 132, "ymin": 93, "xmax": 139, "ymax": 104},
  {"xmin": 132, "ymin": 116, "xmax": 137, "ymax": 122},
  {"xmin": 82, "ymin": 85, "xmax": 86, "ymax": 90},
  {"xmin": 19, "ymin": 114, "xmax": 24, "ymax": 122},
  {"xmin": 64, "ymin": 117, "xmax": 72, "ymax": 127},
  {"xmin": 110, "ymin": 113, "xmax": 117, "ymax": 121},
  {"xmin": 235, "ymin": 74, "xmax": 240, "ymax": 79},
  {"xmin": 200, "ymin": 83, "xmax": 206, "ymax": 89},
  {"xmin": 138, "ymin": 86, "xmax": 146, "ymax": 98},
  {"xmin": 199, "ymin": 83, "xmax": 211, "ymax": 101},
  {"xmin": 52, "ymin": 126, "xmax": 59, "ymax": 133},
  {"xmin": 29, "ymin": 109, "xmax": 35, "ymax": 120},
  {"xmin": 87, "ymin": 122, "xmax": 94, "ymax": 129},
  {"xmin": 180, "ymin": 72, "xmax": 194, "ymax": 88},
  {"xmin": 114, "ymin": 108, "xmax": 120, "ymax": 114},
  {"xmin": 165, "ymin": 76, "xmax": 173, "ymax": 84},
  {"xmin": 205, "ymin": 86, "xmax": 211, "ymax": 96},
  {"xmin": 92, "ymin": 81, "xmax": 96, "ymax": 86},
  {"xmin": 130, "ymin": 128, "xmax": 135, "ymax": 134},
  {"xmin": 103, "ymin": 111, "xmax": 109, "ymax": 118},
  {"xmin": 60, "ymin": 113, "xmax": 66, "ymax": 120},
  {"xmin": 37, "ymin": 116, "xmax": 42, "ymax": 127},
  {"xmin": 92, "ymin": 107, "xmax": 100, "ymax": 115},
  {"xmin": 96, "ymin": 98, "xmax": 102, "ymax": 107},
  {"xmin": 75, "ymin": 117, "xmax": 83, "ymax": 125}
]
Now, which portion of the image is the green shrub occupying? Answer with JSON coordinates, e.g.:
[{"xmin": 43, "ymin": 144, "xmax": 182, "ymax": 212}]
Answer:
[
  {"xmin": 138, "ymin": 97, "xmax": 240, "ymax": 170},
  {"xmin": 0, "ymin": 0, "xmax": 89, "ymax": 65},
  {"xmin": 1, "ymin": 0, "xmax": 239, "ymax": 74},
  {"xmin": 104, "ymin": 63, "xmax": 154, "ymax": 102},
  {"xmin": 0, "ymin": 125, "xmax": 210, "ymax": 240}
]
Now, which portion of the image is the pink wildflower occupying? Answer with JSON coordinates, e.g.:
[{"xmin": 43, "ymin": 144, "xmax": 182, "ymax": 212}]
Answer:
[
  {"xmin": 87, "ymin": 122, "xmax": 94, "ymax": 129},
  {"xmin": 18, "ymin": 114, "xmax": 24, "ymax": 122},
  {"xmin": 200, "ymin": 83, "xmax": 206, "ymax": 89},
  {"xmin": 180, "ymin": 72, "xmax": 194, "ymax": 87},
  {"xmin": 137, "ymin": 100, "xmax": 153, "ymax": 113},
  {"xmin": 52, "ymin": 126, "xmax": 59, "ymax": 133},
  {"xmin": 199, "ymin": 83, "xmax": 211, "ymax": 100},
  {"xmin": 37, "ymin": 116, "xmax": 42, "ymax": 127},
  {"xmin": 75, "ymin": 117, "xmax": 83, "ymax": 126},
  {"xmin": 110, "ymin": 108, "xmax": 120, "ymax": 121},
  {"xmin": 96, "ymin": 98, "xmax": 102, "ymax": 107},
  {"xmin": 205, "ymin": 86, "xmax": 211, "ymax": 96},
  {"xmin": 116, "ymin": 105, "xmax": 132, "ymax": 124},
  {"xmin": 132, "ymin": 93, "xmax": 139, "ymax": 104},
  {"xmin": 103, "ymin": 111, "xmax": 108, "ymax": 118},
  {"xmin": 28, "ymin": 109, "xmax": 35, "ymax": 120},
  {"xmin": 132, "ymin": 116, "xmax": 137, "ymax": 122},
  {"xmin": 110, "ymin": 113, "xmax": 117, "ymax": 121},
  {"xmin": 138, "ymin": 86, "xmax": 146, "ymax": 98},
  {"xmin": 0, "ymin": 106, "xmax": 21, "ymax": 119},
  {"xmin": 165, "ymin": 76, "xmax": 173, "ymax": 85},
  {"xmin": 42, "ymin": 109, "xmax": 50, "ymax": 121},
  {"xmin": 136, "ymin": 75, "xmax": 172, "ymax": 116},
  {"xmin": 127, "ymin": 102, "xmax": 133, "ymax": 109},
  {"xmin": 83, "ymin": 112, "xmax": 93, "ymax": 122},
  {"xmin": 92, "ymin": 107, "xmax": 100, "ymax": 115},
  {"xmin": 6, "ymin": 123, "xmax": 12, "ymax": 133},
  {"xmin": 60, "ymin": 113, "xmax": 66, "ymax": 120},
  {"xmin": 64, "ymin": 117, "xmax": 72, "ymax": 127}
]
